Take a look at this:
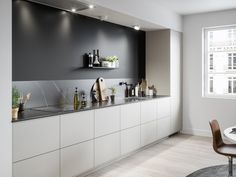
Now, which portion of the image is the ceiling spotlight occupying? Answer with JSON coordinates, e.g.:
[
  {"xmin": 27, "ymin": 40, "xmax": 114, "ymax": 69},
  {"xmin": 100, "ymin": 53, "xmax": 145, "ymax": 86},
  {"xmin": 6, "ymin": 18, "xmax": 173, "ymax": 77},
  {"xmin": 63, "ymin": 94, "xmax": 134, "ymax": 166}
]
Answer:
[
  {"xmin": 71, "ymin": 8, "xmax": 76, "ymax": 13},
  {"xmin": 133, "ymin": 25, "xmax": 140, "ymax": 31},
  {"xmin": 89, "ymin": 4, "xmax": 95, "ymax": 9}
]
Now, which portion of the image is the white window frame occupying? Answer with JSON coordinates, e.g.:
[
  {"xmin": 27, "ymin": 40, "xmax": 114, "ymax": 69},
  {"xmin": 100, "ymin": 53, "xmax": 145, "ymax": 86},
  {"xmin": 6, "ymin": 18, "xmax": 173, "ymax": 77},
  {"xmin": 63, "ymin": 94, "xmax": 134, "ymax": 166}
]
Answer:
[{"xmin": 203, "ymin": 24, "xmax": 236, "ymax": 99}]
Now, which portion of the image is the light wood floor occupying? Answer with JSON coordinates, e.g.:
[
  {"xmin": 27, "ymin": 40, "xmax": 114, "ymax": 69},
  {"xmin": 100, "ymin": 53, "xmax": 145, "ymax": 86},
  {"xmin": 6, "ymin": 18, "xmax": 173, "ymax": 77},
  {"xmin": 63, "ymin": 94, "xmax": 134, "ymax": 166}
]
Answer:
[{"xmin": 87, "ymin": 134, "xmax": 227, "ymax": 177}]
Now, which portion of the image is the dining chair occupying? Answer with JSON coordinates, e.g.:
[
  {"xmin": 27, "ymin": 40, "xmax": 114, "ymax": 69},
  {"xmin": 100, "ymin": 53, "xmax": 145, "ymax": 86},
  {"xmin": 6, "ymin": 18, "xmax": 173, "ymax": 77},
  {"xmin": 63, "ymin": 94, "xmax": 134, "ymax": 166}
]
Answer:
[{"xmin": 209, "ymin": 120, "xmax": 236, "ymax": 177}]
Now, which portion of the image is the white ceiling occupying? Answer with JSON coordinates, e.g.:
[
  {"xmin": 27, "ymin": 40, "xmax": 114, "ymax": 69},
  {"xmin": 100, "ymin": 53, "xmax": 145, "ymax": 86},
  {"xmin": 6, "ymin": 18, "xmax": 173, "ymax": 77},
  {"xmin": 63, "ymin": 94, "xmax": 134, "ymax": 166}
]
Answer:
[
  {"xmin": 152, "ymin": 0, "xmax": 236, "ymax": 15},
  {"xmin": 27, "ymin": 0, "xmax": 236, "ymax": 31}
]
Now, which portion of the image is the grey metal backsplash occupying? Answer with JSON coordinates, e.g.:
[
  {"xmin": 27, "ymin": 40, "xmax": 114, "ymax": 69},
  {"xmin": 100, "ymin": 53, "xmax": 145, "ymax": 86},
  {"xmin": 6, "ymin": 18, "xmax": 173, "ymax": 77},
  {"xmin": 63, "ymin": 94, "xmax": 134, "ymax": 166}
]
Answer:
[{"xmin": 13, "ymin": 78, "xmax": 137, "ymax": 108}]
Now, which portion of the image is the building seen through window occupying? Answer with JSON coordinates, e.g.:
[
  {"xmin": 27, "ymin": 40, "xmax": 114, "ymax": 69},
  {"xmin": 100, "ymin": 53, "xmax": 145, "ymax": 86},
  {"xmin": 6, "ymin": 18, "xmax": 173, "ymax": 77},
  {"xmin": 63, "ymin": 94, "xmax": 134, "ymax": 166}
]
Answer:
[{"xmin": 204, "ymin": 26, "xmax": 236, "ymax": 97}]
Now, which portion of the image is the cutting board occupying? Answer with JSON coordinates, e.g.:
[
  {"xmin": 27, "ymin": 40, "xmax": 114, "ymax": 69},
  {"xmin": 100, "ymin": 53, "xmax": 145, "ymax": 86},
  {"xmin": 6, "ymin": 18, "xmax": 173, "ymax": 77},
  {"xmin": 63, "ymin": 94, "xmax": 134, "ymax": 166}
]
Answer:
[{"xmin": 91, "ymin": 77, "xmax": 108, "ymax": 102}]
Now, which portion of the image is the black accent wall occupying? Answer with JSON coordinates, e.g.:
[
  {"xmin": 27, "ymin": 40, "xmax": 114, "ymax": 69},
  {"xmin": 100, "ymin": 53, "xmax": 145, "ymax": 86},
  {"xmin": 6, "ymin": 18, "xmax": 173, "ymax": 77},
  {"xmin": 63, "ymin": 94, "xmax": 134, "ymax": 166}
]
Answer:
[{"xmin": 13, "ymin": 0, "xmax": 146, "ymax": 81}]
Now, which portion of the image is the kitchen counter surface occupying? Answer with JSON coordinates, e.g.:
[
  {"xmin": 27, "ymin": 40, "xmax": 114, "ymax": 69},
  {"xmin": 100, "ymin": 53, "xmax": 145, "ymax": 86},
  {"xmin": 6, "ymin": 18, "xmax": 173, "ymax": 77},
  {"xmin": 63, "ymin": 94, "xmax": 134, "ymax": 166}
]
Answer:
[{"xmin": 12, "ymin": 95, "xmax": 170, "ymax": 123}]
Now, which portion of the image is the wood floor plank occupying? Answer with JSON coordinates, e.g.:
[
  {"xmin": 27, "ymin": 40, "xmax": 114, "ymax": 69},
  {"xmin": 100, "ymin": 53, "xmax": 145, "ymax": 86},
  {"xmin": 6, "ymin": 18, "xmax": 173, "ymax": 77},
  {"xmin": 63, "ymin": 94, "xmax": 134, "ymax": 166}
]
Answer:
[{"xmin": 86, "ymin": 134, "xmax": 228, "ymax": 177}]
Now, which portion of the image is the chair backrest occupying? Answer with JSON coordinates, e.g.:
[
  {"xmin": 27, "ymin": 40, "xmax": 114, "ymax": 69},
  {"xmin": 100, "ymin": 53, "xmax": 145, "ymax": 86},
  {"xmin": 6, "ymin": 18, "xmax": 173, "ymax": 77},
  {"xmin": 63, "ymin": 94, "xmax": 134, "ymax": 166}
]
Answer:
[{"xmin": 209, "ymin": 120, "xmax": 224, "ymax": 151}]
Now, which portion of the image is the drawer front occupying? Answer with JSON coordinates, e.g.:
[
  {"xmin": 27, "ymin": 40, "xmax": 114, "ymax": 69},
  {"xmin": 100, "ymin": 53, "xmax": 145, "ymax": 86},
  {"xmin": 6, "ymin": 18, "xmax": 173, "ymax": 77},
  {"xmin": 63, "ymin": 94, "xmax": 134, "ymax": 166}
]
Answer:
[
  {"xmin": 95, "ymin": 106, "xmax": 120, "ymax": 137},
  {"xmin": 95, "ymin": 132, "xmax": 120, "ymax": 166},
  {"xmin": 141, "ymin": 121, "xmax": 157, "ymax": 146},
  {"xmin": 121, "ymin": 126, "xmax": 140, "ymax": 155},
  {"xmin": 13, "ymin": 116, "xmax": 60, "ymax": 162},
  {"xmin": 157, "ymin": 98, "xmax": 170, "ymax": 119},
  {"xmin": 61, "ymin": 141, "xmax": 94, "ymax": 177},
  {"xmin": 13, "ymin": 151, "xmax": 59, "ymax": 177},
  {"xmin": 121, "ymin": 103, "xmax": 140, "ymax": 129},
  {"xmin": 61, "ymin": 111, "xmax": 94, "ymax": 147},
  {"xmin": 157, "ymin": 117, "xmax": 171, "ymax": 140},
  {"xmin": 141, "ymin": 100, "xmax": 157, "ymax": 124}
]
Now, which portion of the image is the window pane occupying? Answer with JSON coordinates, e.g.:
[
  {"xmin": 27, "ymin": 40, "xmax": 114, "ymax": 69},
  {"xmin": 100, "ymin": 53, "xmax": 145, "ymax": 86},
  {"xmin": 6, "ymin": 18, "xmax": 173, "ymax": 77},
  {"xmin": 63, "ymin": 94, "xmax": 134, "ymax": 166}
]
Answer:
[{"xmin": 204, "ymin": 25, "xmax": 236, "ymax": 97}]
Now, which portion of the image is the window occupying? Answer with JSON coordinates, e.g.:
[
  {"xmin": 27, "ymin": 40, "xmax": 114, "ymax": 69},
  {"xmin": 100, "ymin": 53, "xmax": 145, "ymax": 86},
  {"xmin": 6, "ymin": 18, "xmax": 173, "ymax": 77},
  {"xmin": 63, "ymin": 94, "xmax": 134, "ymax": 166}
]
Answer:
[{"xmin": 203, "ymin": 25, "xmax": 236, "ymax": 98}]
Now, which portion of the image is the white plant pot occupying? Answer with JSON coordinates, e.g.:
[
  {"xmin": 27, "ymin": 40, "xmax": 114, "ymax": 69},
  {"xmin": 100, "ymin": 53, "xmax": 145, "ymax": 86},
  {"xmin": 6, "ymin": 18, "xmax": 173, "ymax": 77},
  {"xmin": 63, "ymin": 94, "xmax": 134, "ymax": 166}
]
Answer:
[{"xmin": 101, "ymin": 61, "xmax": 110, "ymax": 67}]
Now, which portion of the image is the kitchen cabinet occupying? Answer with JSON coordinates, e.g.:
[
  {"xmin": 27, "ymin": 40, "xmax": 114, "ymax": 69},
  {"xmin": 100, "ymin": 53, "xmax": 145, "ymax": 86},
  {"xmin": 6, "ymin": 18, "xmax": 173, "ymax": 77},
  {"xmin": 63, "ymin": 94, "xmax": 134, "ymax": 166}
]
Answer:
[
  {"xmin": 60, "ymin": 111, "xmax": 94, "ymax": 148},
  {"xmin": 140, "ymin": 100, "xmax": 157, "ymax": 124},
  {"xmin": 157, "ymin": 98, "xmax": 170, "ymax": 119},
  {"xmin": 146, "ymin": 29, "xmax": 182, "ymax": 134},
  {"xmin": 95, "ymin": 132, "xmax": 120, "ymax": 167},
  {"xmin": 121, "ymin": 126, "xmax": 140, "ymax": 155},
  {"xmin": 121, "ymin": 102, "xmax": 140, "ymax": 129},
  {"xmin": 60, "ymin": 140, "xmax": 94, "ymax": 177},
  {"xmin": 95, "ymin": 106, "xmax": 120, "ymax": 137},
  {"xmin": 141, "ymin": 120, "xmax": 157, "ymax": 146},
  {"xmin": 13, "ymin": 150, "xmax": 59, "ymax": 177},
  {"xmin": 157, "ymin": 117, "xmax": 171, "ymax": 140},
  {"xmin": 13, "ymin": 116, "xmax": 60, "ymax": 162}
]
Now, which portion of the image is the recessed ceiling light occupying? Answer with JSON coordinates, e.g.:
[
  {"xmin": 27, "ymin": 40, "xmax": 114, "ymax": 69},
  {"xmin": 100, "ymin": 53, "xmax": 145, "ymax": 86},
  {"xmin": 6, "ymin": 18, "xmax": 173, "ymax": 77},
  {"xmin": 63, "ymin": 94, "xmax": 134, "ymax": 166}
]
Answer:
[
  {"xmin": 71, "ymin": 8, "xmax": 76, "ymax": 13},
  {"xmin": 133, "ymin": 25, "xmax": 140, "ymax": 31},
  {"xmin": 89, "ymin": 4, "xmax": 95, "ymax": 9}
]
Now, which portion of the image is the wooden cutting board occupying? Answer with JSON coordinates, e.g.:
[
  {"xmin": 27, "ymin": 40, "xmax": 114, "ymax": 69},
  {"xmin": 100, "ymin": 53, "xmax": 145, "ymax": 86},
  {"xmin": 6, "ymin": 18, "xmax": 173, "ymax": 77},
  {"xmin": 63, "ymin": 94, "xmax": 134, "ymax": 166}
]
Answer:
[{"xmin": 91, "ymin": 77, "xmax": 107, "ymax": 102}]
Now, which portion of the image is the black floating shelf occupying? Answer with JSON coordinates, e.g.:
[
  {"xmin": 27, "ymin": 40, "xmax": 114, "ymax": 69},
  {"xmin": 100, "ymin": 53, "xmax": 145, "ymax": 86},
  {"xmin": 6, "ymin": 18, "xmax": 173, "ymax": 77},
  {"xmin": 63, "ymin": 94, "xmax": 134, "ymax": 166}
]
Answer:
[{"xmin": 82, "ymin": 66, "xmax": 119, "ymax": 69}]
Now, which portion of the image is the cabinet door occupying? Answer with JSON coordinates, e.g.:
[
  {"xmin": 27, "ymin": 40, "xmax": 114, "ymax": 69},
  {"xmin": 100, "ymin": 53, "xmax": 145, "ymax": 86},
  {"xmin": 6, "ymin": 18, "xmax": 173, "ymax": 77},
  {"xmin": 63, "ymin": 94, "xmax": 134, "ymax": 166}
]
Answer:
[
  {"xmin": 157, "ymin": 98, "xmax": 170, "ymax": 119},
  {"xmin": 171, "ymin": 98, "xmax": 182, "ymax": 134},
  {"xmin": 61, "ymin": 140, "xmax": 94, "ymax": 177},
  {"xmin": 61, "ymin": 111, "xmax": 94, "ymax": 147},
  {"xmin": 95, "ymin": 132, "xmax": 120, "ymax": 166},
  {"xmin": 140, "ymin": 100, "xmax": 157, "ymax": 124},
  {"xmin": 13, "ymin": 116, "xmax": 60, "ymax": 162},
  {"xmin": 95, "ymin": 106, "xmax": 120, "ymax": 137},
  {"xmin": 141, "ymin": 121, "xmax": 157, "ymax": 146},
  {"xmin": 121, "ymin": 126, "xmax": 140, "ymax": 155},
  {"xmin": 121, "ymin": 103, "xmax": 140, "ymax": 130},
  {"xmin": 13, "ymin": 151, "xmax": 59, "ymax": 177},
  {"xmin": 157, "ymin": 117, "xmax": 171, "ymax": 140}
]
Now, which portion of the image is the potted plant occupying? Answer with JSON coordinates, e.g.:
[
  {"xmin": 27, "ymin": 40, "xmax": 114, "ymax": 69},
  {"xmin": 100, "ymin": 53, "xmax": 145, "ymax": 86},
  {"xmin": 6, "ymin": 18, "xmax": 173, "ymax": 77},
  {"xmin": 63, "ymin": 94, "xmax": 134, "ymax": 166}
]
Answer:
[
  {"xmin": 12, "ymin": 87, "xmax": 20, "ymax": 119},
  {"xmin": 109, "ymin": 87, "xmax": 116, "ymax": 102},
  {"xmin": 103, "ymin": 56, "xmax": 119, "ymax": 68}
]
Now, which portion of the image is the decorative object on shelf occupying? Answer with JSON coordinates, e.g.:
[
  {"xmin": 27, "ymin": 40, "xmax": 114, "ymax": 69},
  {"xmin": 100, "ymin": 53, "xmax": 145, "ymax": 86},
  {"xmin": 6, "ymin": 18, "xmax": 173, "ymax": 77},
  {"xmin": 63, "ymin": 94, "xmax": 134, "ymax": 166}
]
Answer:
[
  {"xmin": 93, "ymin": 49, "xmax": 100, "ymax": 66},
  {"xmin": 109, "ymin": 87, "xmax": 116, "ymax": 102},
  {"xmin": 103, "ymin": 55, "xmax": 119, "ymax": 68},
  {"xmin": 91, "ymin": 77, "xmax": 108, "ymax": 102},
  {"xmin": 88, "ymin": 53, "xmax": 93, "ymax": 68},
  {"xmin": 12, "ymin": 87, "xmax": 20, "ymax": 120}
]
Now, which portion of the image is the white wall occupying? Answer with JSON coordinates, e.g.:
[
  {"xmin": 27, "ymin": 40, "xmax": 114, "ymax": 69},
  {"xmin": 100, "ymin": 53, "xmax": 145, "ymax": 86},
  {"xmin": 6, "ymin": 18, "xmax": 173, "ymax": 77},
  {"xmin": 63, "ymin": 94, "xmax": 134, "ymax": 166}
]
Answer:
[
  {"xmin": 88, "ymin": 0, "xmax": 183, "ymax": 32},
  {"xmin": 182, "ymin": 9, "xmax": 236, "ymax": 136},
  {"xmin": 0, "ymin": 0, "xmax": 12, "ymax": 177}
]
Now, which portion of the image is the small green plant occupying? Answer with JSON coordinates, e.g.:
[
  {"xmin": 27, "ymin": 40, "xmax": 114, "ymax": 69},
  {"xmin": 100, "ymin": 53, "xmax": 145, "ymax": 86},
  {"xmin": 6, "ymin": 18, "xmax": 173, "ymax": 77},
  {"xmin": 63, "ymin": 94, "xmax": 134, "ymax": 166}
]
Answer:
[
  {"xmin": 109, "ymin": 87, "xmax": 116, "ymax": 95},
  {"xmin": 104, "ymin": 56, "xmax": 119, "ymax": 62},
  {"xmin": 12, "ymin": 87, "xmax": 20, "ymax": 108}
]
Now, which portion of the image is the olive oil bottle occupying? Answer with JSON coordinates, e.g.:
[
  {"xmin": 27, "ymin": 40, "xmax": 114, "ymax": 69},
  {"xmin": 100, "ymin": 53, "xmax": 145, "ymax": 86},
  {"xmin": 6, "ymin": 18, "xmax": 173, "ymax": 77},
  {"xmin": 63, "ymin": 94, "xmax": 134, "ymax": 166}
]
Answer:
[{"xmin": 73, "ymin": 87, "xmax": 79, "ymax": 110}]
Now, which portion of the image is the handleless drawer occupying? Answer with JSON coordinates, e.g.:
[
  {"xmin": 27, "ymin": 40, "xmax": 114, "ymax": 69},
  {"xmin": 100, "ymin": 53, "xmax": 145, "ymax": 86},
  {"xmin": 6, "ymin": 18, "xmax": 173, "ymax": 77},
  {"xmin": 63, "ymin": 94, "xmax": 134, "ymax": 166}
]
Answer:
[
  {"xmin": 13, "ymin": 116, "xmax": 60, "ymax": 162},
  {"xmin": 61, "ymin": 111, "xmax": 94, "ymax": 148},
  {"xmin": 94, "ymin": 106, "xmax": 120, "ymax": 137}
]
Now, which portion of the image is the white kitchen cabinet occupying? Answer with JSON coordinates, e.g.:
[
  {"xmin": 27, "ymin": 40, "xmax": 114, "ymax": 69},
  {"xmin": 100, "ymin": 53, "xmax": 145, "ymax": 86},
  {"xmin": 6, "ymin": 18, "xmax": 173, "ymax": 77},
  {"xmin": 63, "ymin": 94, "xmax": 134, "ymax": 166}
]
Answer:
[
  {"xmin": 95, "ymin": 106, "xmax": 120, "ymax": 137},
  {"xmin": 157, "ymin": 98, "xmax": 170, "ymax": 119},
  {"xmin": 171, "ymin": 98, "xmax": 182, "ymax": 134},
  {"xmin": 95, "ymin": 132, "xmax": 120, "ymax": 166},
  {"xmin": 140, "ymin": 100, "xmax": 157, "ymax": 124},
  {"xmin": 60, "ymin": 111, "xmax": 94, "ymax": 148},
  {"xmin": 121, "ymin": 103, "xmax": 140, "ymax": 129},
  {"xmin": 61, "ymin": 140, "xmax": 94, "ymax": 177},
  {"xmin": 13, "ymin": 150, "xmax": 59, "ymax": 177},
  {"xmin": 141, "ymin": 121, "xmax": 157, "ymax": 146},
  {"xmin": 13, "ymin": 116, "xmax": 60, "ymax": 162},
  {"xmin": 146, "ymin": 29, "xmax": 182, "ymax": 133},
  {"xmin": 157, "ymin": 117, "xmax": 171, "ymax": 140},
  {"xmin": 121, "ymin": 126, "xmax": 140, "ymax": 155}
]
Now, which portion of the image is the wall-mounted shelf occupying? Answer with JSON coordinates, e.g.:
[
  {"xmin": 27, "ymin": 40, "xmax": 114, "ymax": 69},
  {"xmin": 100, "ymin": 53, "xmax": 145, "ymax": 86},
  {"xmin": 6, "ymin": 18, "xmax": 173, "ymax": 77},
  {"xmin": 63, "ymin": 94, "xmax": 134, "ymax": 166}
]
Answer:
[{"xmin": 83, "ymin": 66, "xmax": 119, "ymax": 70}]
